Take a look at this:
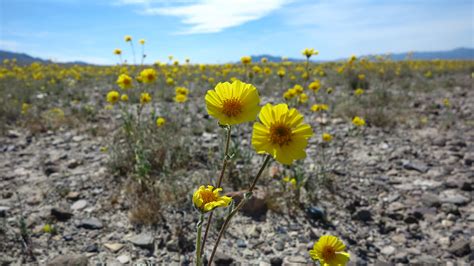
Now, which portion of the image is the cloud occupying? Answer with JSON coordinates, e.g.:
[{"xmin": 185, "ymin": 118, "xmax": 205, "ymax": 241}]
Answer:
[
  {"xmin": 0, "ymin": 40, "xmax": 22, "ymax": 52},
  {"xmin": 139, "ymin": 0, "xmax": 289, "ymax": 34}
]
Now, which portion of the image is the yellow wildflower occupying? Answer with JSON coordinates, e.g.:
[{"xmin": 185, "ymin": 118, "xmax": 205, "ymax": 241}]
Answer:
[
  {"xmin": 302, "ymin": 48, "xmax": 318, "ymax": 59},
  {"xmin": 124, "ymin": 35, "xmax": 132, "ymax": 42},
  {"xmin": 140, "ymin": 68, "xmax": 157, "ymax": 83},
  {"xmin": 241, "ymin": 56, "xmax": 252, "ymax": 65},
  {"xmin": 322, "ymin": 133, "xmax": 333, "ymax": 142},
  {"xmin": 114, "ymin": 49, "xmax": 122, "ymax": 55},
  {"xmin": 352, "ymin": 116, "xmax": 365, "ymax": 127},
  {"xmin": 139, "ymin": 39, "xmax": 145, "ymax": 45},
  {"xmin": 193, "ymin": 185, "xmax": 232, "ymax": 213},
  {"xmin": 174, "ymin": 94, "xmax": 188, "ymax": 103},
  {"xmin": 354, "ymin": 88, "xmax": 364, "ymax": 96},
  {"xmin": 140, "ymin": 92, "xmax": 151, "ymax": 104},
  {"xmin": 156, "ymin": 117, "xmax": 166, "ymax": 127},
  {"xmin": 116, "ymin": 74, "xmax": 133, "ymax": 89},
  {"xmin": 120, "ymin": 94, "xmax": 129, "ymax": 102},
  {"xmin": 106, "ymin": 90, "xmax": 120, "ymax": 104},
  {"xmin": 309, "ymin": 235, "xmax": 350, "ymax": 266}
]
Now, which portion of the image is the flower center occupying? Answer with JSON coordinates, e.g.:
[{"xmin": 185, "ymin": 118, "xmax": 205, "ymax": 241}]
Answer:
[
  {"xmin": 200, "ymin": 190, "xmax": 217, "ymax": 204},
  {"xmin": 147, "ymin": 74, "xmax": 154, "ymax": 81},
  {"xmin": 124, "ymin": 79, "xmax": 130, "ymax": 85},
  {"xmin": 322, "ymin": 246, "xmax": 336, "ymax": 261},
  {"xmin": 270, "ymin": 123, "xmax": 292, "ymax": 146},
  {"xmin": 222, "ymin": 98, "xmax": 242, "ymax": 117}
]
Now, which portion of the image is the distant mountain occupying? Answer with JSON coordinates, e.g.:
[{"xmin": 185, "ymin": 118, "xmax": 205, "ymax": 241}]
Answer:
[
  {"xmin": 250, "ymin": 47, "xmax": 474, "ymax": 63},
  {"xmin": 0, "ymin": 50, "xmax": 90, "ymax": 65}
]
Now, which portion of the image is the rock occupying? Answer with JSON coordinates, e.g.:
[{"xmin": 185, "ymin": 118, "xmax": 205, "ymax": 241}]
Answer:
[
  {"xmin": 448, "ymin": 239, "xmax": 471, "ymax": 257},
  {"xmin": 270, "ymin": 257, "xmax": 283, "ymax": 266},
  {"xmin": 214, "ymin": 252, "xmax": 234, "ymax": 265},
  {"xmin": 464, "ymin": 152, "xmax": 474, "ymax": 166},
  {"xmin": 284, "ymin": 256, "xmax": 307, "ymax": 264},
  {"xmin": 439, "ymin": 190, "xmax": 470, "ymax": 205},
  {"xmin": 128, "ymin": 233, "xmax": 154, "ymax": 249},
  {"xmin": 47, "ymin": 254, "xmax": 88, "ymax": 266},
  {"xmin": 71, "ymin": 200, "xmax": 88, "ymax": 211},
  {"xmin": 85, "ymin": 243, "xmax": 99, "ymax": 253},
  {"xmin": 274, "ymin": 240, "xmax": 284, "ymax": 251},
  {"xmin": 51, "ymin": 207, "xmax": 73, "ymax": 221},
  {"xmin": 0, "ymin": 206, "xmax": 10, "ymax": 217},
  {"xmin": 66, "ymin": 191, "xmax": 80, "ymax": 200},
  {"xmin": 104, "ymin": 243, "xmax": 124, "ymax": 253},
  {"xmin": 7, "ymin": 129, "xmax": 21, "ymax": 138},
  {"xmin": 236, "ymin": 239, "xmax": 247, "ymax": 248},
  {"xmin": 412, "ymin": 255, "xmax": 438, "ymax": 264},
  {"xmin": 381, "ymin": 246, "xmax": 396, "ymax": 256},
  {"xmin": 421, "ymin": 192, "xmax": 441, "ymax": 207},
  {"xmin": 402, "ymin": 160, "xmax": 429, "ymax": 173},
  {"xmin": 306, "ymin": 206, "xmax": 326, "ymax": 221},
  {"xmin": 353, "ymin": 209, "xmax": 372, "ymax": 222},
  {"xmin": 77, "ymin": 217, "xmax": 103, "ymax": 230},
  {"xmin": 117, "ymin": 254, "xmax": 130, "ymax": 264},
  {"xmin": 166, "ymin": 239, "xmax": 179, "ymax": 252},
  {"xmin": 391, "ymin": 252, "xmax": 409, "ymax": 263},
  {"xmin": 246, "ymin": 225, "xmax": 262, "ymax": 238},
  {"xmin": 67, "ymin": 159, "xmax": 82, "ymax": 169},
  {"xmin": 227, "ymin": 188, "xmax": 267, "ymax": 219}
]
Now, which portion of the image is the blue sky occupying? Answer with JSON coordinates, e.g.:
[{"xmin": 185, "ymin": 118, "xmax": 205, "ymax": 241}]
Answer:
[{"xmin": 1, "ymin": 0, "xmax": 473, "ymax": 64}]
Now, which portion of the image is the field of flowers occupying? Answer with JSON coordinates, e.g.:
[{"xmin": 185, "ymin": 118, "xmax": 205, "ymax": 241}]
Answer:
[{"xmin": 1, "ymin": 38, "xmax": 473, "ymax": 265}]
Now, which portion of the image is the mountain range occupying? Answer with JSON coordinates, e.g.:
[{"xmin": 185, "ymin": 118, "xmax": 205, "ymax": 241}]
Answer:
[{"xmin": 1, "ymin": 47, "xmax": 473, "ymax": 65}]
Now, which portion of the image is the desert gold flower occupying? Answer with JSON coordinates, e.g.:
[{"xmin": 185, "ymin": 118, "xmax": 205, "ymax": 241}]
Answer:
[
  {"xmin": 293, "ymin": 84, "xmax": 304, "ymax": 95},
  {"xmin": 175, "ymin": 87, "xmax": 189, "ymax": 96},
  {"xmin": 166, "ymin": 77, "xmax": 175, "ymax": 86},
  {"xmin": 309, "ymin": 235, "xmax": 350, "ymax": 266},
  {"xmin": 106, "ymin": 90, "xmax": 120, "ymax": 104},
  {"xmin": 354, "ymin": 88, "xmax": 364, "ymax": 96},
  {"xmin": 311, "ymin": 104, "xmax": 328, "ymax": 112},
  {"xmin": 277, "ymin": 68, "xmax": 286, "ymax": 78},
  {"xmin": 114, "ymin": 49, "xmax": 122, "ymax": 55},
  {"xmin": 139, "ymin": 39, "xmax": 145, "ymax": 45},
  {"xmin": 120, "ymin": 94, "xmax": 129, "ymax": 102},
  {"xmin": 322, "ymin": 133, "xmax": 333, "ymax": 142},
  {"xmin": 156, "ymin": 117, "xmax": 166, "ymax": 127},
  {"xmin": 302, "ymin": 48, "xmax": 318, "ymax": 59},
  {"xmin": 124, "ymin": 35, "xmax": 132, "ymax": 42},
  {"xmin": 174, "ymin": 94, "xmax": 188, "ymax": 103},
  {"xmin": 140, "ymin": 68, "xmax": 157, "ymax": 84},
  {"xmin": 252, "ymin": 103, "xmax": 313, "ymax": 165},
  {"xmin": 299, "ymin": 93, "xmax": 308, "ymax": 103},
  {"xmin": 193, "ymin": 185, "xmax": 232, "ymax": 213},
  {"xmin": 140, "ymin": 92, "xmax": 151, "ymax": 104},
  {"xmin": 205, "ymin": 80, "xmax": 261, "ymax": 125},
  {"xmin": 309, "ymin": 80, "xmax": 321, "ymax": 92},
  {"xmin": 241, "ymin": 56, "xmax": 252, "ymax": 65},
  {"xmin": 117, "ymin": 74, "xmax": 133, "ymax": 89},
  {"xmin": 352, "ymin": 116, "xmax": 365, "ymax": 127},
  {"xmin": 358, "ymin": 74, "xmax": 365, "ymax": 80},
  {"xmin": 261, "ymin": 57, "xmax": 268, "ymax": 63},
  {"xmin": 21, "ymin": 103, "xmax": 30, "ymax": 114},
  {"xmin": 443, "ymin": 98, "xmax": 450, "ymax": 107},
  {"xmin": 326, "ymin": 87, "xmax": 333, "ymax": 94},
  {"xmin": 282, "ymin": 176, "xmax": 297, "ymax": 188}
]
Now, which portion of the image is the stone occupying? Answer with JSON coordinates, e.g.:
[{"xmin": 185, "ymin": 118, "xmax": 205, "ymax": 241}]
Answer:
[
  {"xmin": 117, "ymin": 254, "xmax": 130, "ymax": 264},
  {"xmin": 51, "ymin": 207, "xmax": 73, "ymax": 221},
  {"xmin": 236, "ymin": 239, "xmax": 247, "ymax": 248},
  {"xmin": 0, "ymin": 206, "xmax": 10, "ymax": 217},
  {"xmin": 66, "ymin": 191, "xmax": 80, "ymax": 200},
  {"xmin": 270, "ymin": 257, "xmax": 283, "ymax": 266},
  {"xmin": 353, "ymin": 209, "xmax": 372, "ymax": 222},
  {"xmin": 284, "ymin": 256, "xmax": 307, "ymax": 264},
  {"xmin": 274, "ymin": 240, "xmax": 284, "ymax": 251},
  {"xmin": 71, "ymin": 200, "xmax": 88, "ymax": 211},
  {"xmin": 47, "ymin": 254, "xmax": 88, "ymax": 266},
  {"xmin": 214, "ymin": 252, "xmax": 234, "ymax": 265},
  {"xmin": 104, "ymin": 243, "xmax": 124, "ymax": 253},
  {"xmin": 464, "ymin": 152, "xmax": 474, "ymax": 166},
  {"xmin": 448, "ymin": 239, "xmax": 471, "ymax": 257},
  {"xmin": 246, "ymin": 225, "xmax": 262, "ymax": 238},
  {"xmin": 306, "ymin": 206, "xmax": 326, "ymax": 221},
  {"xmin": 85, "ymin": 243, "xmax": 99, "ymax": 253},
  {"xmin": 166, "ymin": 239, "xmax": 179, "ymax": 252},
  {"xmin": 421, "ymin": 192, "xmax": 441, "ymax": 207},
  {"xmin": 381, "ymin": 246, "xmax": 396, "ymax": 256},
  {"xmin": 227, "ymin": 188, "xmax": 267, "ymax": 219},
  {"xmin": 128, "ymin": 233, "xmax": 154, "ymax": 249},
  {"xmin": 439, "ymin": 190, "xmax": 469, "ymax": 205},
  {"xmin": 402, "ymin": 160, "xmax": 429, "ymax": 173},
  {"xmin": 77, "ymin": 217, "xmax": 103, "ymax": 230}
]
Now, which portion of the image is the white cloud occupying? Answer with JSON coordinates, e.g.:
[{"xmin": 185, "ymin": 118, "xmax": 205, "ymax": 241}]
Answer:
[
  {"xmin": 138, "ymin": 0, "xmax": 289, "ymax": 34},
  {"xmin": 0, "ymin": 40, "xmax": 22, "ymax": 52}
]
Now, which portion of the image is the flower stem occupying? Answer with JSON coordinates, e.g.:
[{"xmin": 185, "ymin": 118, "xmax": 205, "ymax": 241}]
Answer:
[
  {"xmin": 201, "ymin": 126, "xmax": 232, "ymax": 254},
  {"xmin": 195, "ymin": 213, "xmax": 204, "ymax": 266},
  {"xmin": 208, "ymin": 155, "xmax": 271, "ymax": 265}
]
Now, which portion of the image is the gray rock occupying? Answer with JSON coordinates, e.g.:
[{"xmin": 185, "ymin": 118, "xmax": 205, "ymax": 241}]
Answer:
[
  {"xmin": 77, "ymin": 217, "xmax": 103, "ymax": 229},
  {"xmin": 448, "ymin": 239, "xmax": 471, "ymax": 257},
  {"xmin": 104, "ymin": 243, "xmax": 124, "ymax": 253},
  {"xmin": 166, "ymin": 239, "xmax": 179, "ymax": 252},
  {"xmin": 128, "ymin": 233, "xmax": 154, "ymax": 249},
  {"xmin": 464, "ymin": 152, "xmax": 474, "ymax": 166},
  {"xmin": 270, "ymin": 257, "xmax": 283, "ymax": 266},
  {"xmin": 51, "ymin": 207, "xmax": 73, "ymax": 221},
  {"xmin": 439, "ymin": 190, "xmax": 470, "ymax": 205},
  {"xmin": 214, "ymin": 252, "xmax": 234, "ymax": 265},
  {"xmin": 117, "ymin": 254, "xmax": 130, "ymax": 264},
  {"xmin": 353, "ymin": 209, "xmax": 373, "ymax": 222},
  {"xmin": 71, "ymin": 200, "xmax": 88, "ymax": 211},
  {"xmin": 421, "ymin": 192, "xmax": 441, "ymax": 207},
  {"xmin": 0, "ymin": 206, "xmax": 10, "ymax": 217},
  {"xmin": 402, "ymin": 160, "xmax": 429, "ymax": 173},
  {"xmin": 381, "ymin": 245, "xmax": 396, "ymax": 256},
  {"xmin": 47, "ymin": 254, "xmax": 88, "ymax": 266}
]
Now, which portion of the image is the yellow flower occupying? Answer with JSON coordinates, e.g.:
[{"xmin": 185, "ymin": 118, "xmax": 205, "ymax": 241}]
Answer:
[
  {"xmin": 117, "ymin": 74, "xmax": 133, "ymax": 89},
  {"xmin": 139, "ymin": 39, "xmax": 145, "ymax": 45},
  {"xmin": 114, "ymin": 49, "xmax": 122, "ymax": 55},
  {"xmin": 120, "ymin": 94, "xmax": 129, "ymax": 102},
  {"xmin": 43, "ymin": 224, "xmax": 55, "ymax": 234},
  {"xmin": 166, "ymin": 77, "xmax": 175, "ymax": 86},
  {"xmin": 322, "ymin": 133, "xmax": 332, "ymax": 142},
  {"xmin": 309, "ymin": 235, "xmax": 350, "ymax": 266},
  {"xmin": 156, "ymin": 117, "xmax": 166, "ymax": 127},
  {"xmin": 302, "ymin": 48, "xmax": 318, "ymax": 59},
  {"xmin": 21, "ymin": 103, "xmax": 30, "ymax": 114},
  {"xmin": 174, "ymin": 94, "xmax": 187, "ymax": 103},
  {"xmin": 277, "ymin": 68, "xmax": 286, "ymax": 78},
  {"xmin": 326, "ymin": 87, "xmax": 333, "ymax": 94},
  {"xmin": 252, "ymin": 103, "xmax": 313, "ymax": 165},
  {"xmin": 124, "ymin": 35, "xmax": 132, "ymax": 42},
  {"xmin": 106, "ymin": 90, "xmax": 120, "ymax": 104},
  {"xmin": 193, "ymin": 185, "xmax": 232, "ymax": 213},
  {"xmin": 282, "ymin": 176, "xmax": 297, "ymax": 188},
  {"xmin": 309, "ymin": 80, "xmax": 321, "ymax": 92},
  {"xmin": 175, "ymin": 87, "xmax": 189, "ymax": 96},
  {"xmin": 205, "ymin": 80, "xmax": 261, "ymax": 125},
  {"xmin": 241, "ymin": 56, "xmax": 252, "ymax": 65},
  {"xmin": 358, "ymin": 74, "xmax": 365, "ymax": 80},
  {"xmin": 311, "ymin": 104, "xmax": 328, "ymax": 112},
  {"xmin": 140, "ymin": 92, "xmax": 151, "ymax": 104},
  {"xmin": 140, "ymin": 68, "xmax": 157, "ymax": 83},
  {"xmin": 443, "ymin": 98, "xmax": 450, "ymax": 108},
  {"xmin": 293, "ymin": 84, "xmax": 304, "ymax": 95},
  {"xmin": 261, "ymin": 57, "xmax": 268, "ymax": 63},
  {"xmin": 299, "ymin": 93, "xmax": 308, "ymax": 103},
  {"xmin": 352, "ymin": 116, "xmax": 365, "ymax": 127},
  {"xmin": 354, "ymin": 88, "xmax": 364, "ymax": 96}
]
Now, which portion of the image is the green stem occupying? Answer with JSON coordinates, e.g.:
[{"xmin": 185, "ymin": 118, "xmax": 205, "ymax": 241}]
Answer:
[
  {"xmin": 195, "ymin": 213, "xmax": 204, "ymax": 266},
  {"xmin": 208, "ymin": 155, "xmax": 271, "ymax": 265}
]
